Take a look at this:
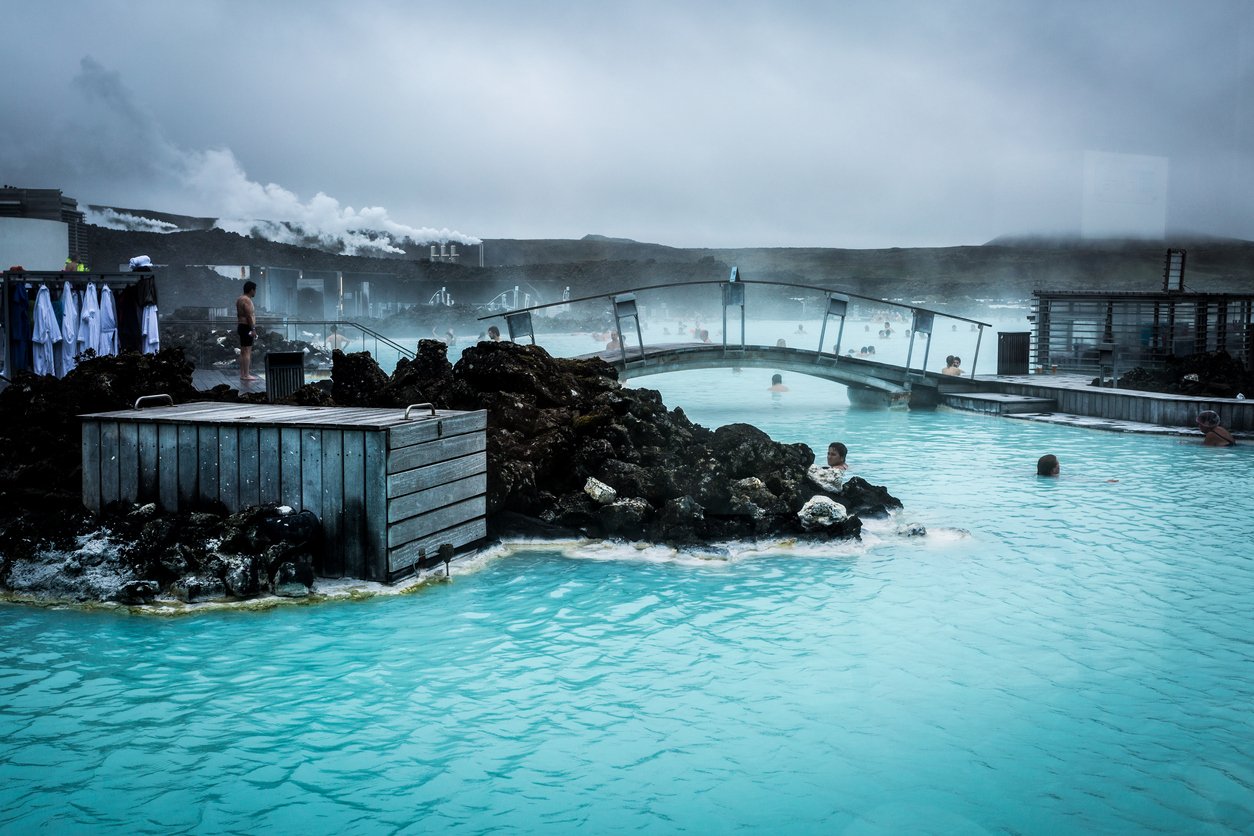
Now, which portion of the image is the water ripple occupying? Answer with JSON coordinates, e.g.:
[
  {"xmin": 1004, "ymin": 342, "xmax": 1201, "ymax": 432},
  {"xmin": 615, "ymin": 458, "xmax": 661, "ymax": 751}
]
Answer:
[{"xmin": 4, "ymin": 408, "xmax": 1254, "ymax": 833}]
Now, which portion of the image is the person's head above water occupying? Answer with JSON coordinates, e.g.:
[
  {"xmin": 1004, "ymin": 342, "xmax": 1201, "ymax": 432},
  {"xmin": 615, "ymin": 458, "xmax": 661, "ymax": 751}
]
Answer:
[
  {"xmin": 827, "ymin": 441, "xmax": 848, "ymax": 468},
  {"xmin": 1037, "ymin": 454, "xmax": 1060, "ymax": 476},
  {"xmin": 771, "ymin": 373, "xmax": 783, "ymax": 385},
  {"xmin": 1197, "ymin": 410, "xmax": 1221, "ymax": 429}
]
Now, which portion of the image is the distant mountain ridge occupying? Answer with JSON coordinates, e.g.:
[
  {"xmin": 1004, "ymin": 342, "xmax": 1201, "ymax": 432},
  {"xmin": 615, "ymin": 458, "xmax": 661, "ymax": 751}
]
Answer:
[{"xmin": 82, "ymin": 205, "xmax": 1254, "ymax": 316}]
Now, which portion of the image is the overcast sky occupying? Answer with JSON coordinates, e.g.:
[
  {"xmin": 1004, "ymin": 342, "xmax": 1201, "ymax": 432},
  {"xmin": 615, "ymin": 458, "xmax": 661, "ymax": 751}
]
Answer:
[{"xmin": 3, "ymin": 0, "xmax": 1253, "ymax": 249}]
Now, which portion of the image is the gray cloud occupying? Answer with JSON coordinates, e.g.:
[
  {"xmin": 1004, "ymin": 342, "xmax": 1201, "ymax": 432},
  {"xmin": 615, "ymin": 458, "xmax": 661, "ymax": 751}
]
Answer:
[{"xmin": 3, "ymin": 0, "xmax": 1251, "ymax": 248}]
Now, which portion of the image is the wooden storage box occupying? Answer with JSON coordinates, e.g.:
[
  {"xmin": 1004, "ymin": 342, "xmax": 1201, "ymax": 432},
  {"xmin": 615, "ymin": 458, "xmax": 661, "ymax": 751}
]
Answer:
[{"xmin": 81, "ymin": 402, "xmax": 487, "ymax": 581}]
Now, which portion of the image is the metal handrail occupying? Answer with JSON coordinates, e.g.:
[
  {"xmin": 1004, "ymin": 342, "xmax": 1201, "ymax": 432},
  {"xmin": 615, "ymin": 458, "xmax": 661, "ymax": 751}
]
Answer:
[
  {"xmin": 474, "ymin": 275, "xmax": 993, "ymax": 376},
  {"xmin": 280, "ymin": 320, "xmax": 415, "ymax": 359},
  {"xmin": 161, "ymin": 318, "xmax": 416, "ymax": 359},
  {"xmin": 475, "ymin": 277, "xmax": 993, "ymax": 329},
  {"xmin": 134, "ymin": 394, "xmax": 174, "ymax": 409},
  {"xmin": 404, "ymin": 402, "xmax": 437, "ymax": 420}
]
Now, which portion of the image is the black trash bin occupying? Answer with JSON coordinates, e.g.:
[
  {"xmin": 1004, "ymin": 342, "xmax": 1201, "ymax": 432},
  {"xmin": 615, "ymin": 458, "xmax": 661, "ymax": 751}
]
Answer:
[
  {"xmin": 265, "ymin": 351, "xmax": 306, "ymax": 402},
  {"xmin": 997, "ymin": 332, "xmax": 1030, "ymax": 375}
]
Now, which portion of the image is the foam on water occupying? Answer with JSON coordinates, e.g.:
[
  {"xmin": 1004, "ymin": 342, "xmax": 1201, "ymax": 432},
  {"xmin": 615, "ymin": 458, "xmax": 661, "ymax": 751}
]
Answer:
[{"xmin": 2, "ymin": 365, "xmax": 1253, "ymax": 834}]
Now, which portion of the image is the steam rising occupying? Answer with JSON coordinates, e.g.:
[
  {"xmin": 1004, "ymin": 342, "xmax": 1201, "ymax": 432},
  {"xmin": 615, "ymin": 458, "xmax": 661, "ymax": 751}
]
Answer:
[
  {"xmin": 84, "ymin": 208, "xmax": 179, "ymax": 233},
  {"xmin": 37, "ymin": 58, "xmax": 480, "ymax": 255}
]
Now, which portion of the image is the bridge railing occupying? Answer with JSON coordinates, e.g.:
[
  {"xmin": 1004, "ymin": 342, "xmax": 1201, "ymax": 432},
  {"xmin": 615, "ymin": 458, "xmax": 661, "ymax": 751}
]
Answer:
[{"xmin": 477, "ymin": 275, "xmax": 993, "ymax": 377}]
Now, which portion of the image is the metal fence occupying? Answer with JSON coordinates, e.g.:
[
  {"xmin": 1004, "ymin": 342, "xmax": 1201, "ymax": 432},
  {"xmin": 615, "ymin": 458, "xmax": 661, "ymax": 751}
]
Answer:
[
  {"xmin": 160, "ymin": 319, "xmax": 416, "ymax": 375},
  {"xmin": 1031, "ymin": 291, "xmax": 1254, "ymax": 375}
]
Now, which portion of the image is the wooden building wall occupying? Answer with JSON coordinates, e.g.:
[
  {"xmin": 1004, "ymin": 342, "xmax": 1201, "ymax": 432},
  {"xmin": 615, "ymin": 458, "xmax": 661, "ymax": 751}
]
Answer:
[{"xmin": 81, "ymin": 404, "xmax": 487, "ymax": 582}]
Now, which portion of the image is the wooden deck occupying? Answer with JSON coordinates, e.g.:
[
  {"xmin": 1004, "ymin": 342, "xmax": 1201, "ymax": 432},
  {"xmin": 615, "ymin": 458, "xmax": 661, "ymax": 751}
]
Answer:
[
  {"xmin": 191, "ymin": 368, "xmax": 332, "ymax": 393},
  {"xmin": 941, "ymin": 373, "xmax": 1254, "ymax": 434},
  {"xmin": 191, "ymin": 369, "xmax": 268, "ymax": 392}
]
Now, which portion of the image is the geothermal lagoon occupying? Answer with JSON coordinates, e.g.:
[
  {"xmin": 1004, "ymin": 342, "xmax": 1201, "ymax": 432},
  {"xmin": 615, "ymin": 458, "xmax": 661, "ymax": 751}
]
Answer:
[{"xmin": 2, "ymin": 358, "xmax": 1251, "ymax": 834}]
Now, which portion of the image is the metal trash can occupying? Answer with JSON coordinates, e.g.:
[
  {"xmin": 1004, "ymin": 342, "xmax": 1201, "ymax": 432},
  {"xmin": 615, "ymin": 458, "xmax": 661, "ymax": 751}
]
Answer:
[
  {"xmin": 264, "ymin": 351, "xmax": 305, "ymax": 402},
  {"xmin": 997, "ymin": 332, "xmax": 1030, "ymax": 375}
]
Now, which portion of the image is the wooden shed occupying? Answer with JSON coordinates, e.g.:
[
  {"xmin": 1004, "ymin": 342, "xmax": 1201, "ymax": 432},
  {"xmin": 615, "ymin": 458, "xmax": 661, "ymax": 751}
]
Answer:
[{"xmin": 80, "ymin": 401, "xmax": 488, "ymax": 582}]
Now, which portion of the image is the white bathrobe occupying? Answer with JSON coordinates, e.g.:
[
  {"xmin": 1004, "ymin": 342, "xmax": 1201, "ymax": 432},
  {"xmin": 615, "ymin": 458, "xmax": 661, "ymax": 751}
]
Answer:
[
  {"xmin": 31, "ymin": 285, "xmax": 61, "ymax": 376},
  {"xmin": 141, "ymin": 304, "xmax": 160, "ymax": 354},
  {"xmin": 98, "ymin": 284, "xmax": 119, "ymax": 356},
  {"xmin": 59, "ymin": 281, "xmax": 80, "ymax": 377},
  {"xmin": 79, "ymin": 282, "xmax": 100, "ymax": 358}
]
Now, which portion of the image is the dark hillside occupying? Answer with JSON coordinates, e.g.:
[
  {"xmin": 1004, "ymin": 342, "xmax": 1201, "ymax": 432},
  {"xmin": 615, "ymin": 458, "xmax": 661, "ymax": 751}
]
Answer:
[{"xmin": 85, "ymin": 223, "xmax": 1254, "ymax": 316}]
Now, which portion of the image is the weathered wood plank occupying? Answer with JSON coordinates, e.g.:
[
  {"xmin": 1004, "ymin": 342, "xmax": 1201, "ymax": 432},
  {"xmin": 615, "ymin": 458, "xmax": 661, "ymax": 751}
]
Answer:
[
  {"xmin": 237, "ymin": 426, "xmax": 260, "ymax": 509},
  {"xmin": 364, "ymin": 432, "xmax": 387, "ymax": 581},
  {"xmin": 387, "ymin": 496, "xmax": 485, "ymax": 550},
  {"xmin": 388, "ymin": 473, "xmax": 486, "ymax": 525},
  {"xmin": 81, "ymin": 403, "xmax": 263, "ymax": 424},
  {"xmin": 82, "ymin": 422, "xmax": 101, "ymax": 513},
  {"xmin": 137, "ymin": 423, "xmax": 159, "ymax": 502},
  {"xmin": 158, "ymin": 424, "xmax": 179, "ymax": 512},
  {"xmin": 388, "ymin": 411, "xmax": 487, "ymax": 449},
  {"xmin": 238, "ymin": 406, "xmax": 324, "ymax": 424},
  {"xmin": 387, "ymin": 452, "xmax": 488, "ymax": 504},
  {"xmin": 99, "ymin": 421, "xmax": 120, "ymax": 507},
  {"xmin": 387, "ymin": 430, "xmax": 486, "ymax": 474},
  {"xmin": 300, "ymin": 429, "xmax": 323, "ymax": 527},
  {"xmin": 320, "ymin": 430, "xmax": 344, "ymax": 577},
  {"xmin": 280, "ymin": 427, "xmax": 302, "ymax": 509},
  {"xmin": 81, "ymin": 403, "xmax": 488, "ymax": 432},
  {"xmin": 387, "ymin": 517, "xmax": 487, "ymax": 577},
  {"xmin": 341, "ymin": 431, "xmax": 367, "ymax": 579},
  {"xmin": 117, "ymin": 422, "xmax": 138, "ymax": 504},
  {"xmin": 177, "ymin": 424, "xmax": 198, "ymax": 507},
  {"xmin": 278, "ymin": 408, "xmax": 402, "ymax": 425},
  {"xmin": 258, "ymin": 426, "xmax": 280, "ymax": 505},
  {"xmin": 218, "ymin": 427, "xmax": 240, "ymax": 512},
  {"xmin": 196, "ymin": 425, "xmax": 219, "ymax": 506}
]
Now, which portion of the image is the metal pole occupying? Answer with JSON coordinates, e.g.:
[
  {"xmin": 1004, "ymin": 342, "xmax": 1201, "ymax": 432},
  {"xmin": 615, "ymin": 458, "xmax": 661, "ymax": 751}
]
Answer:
[
  {"xmin": 1, "ymin": 274, "xmax": 10, "ymax": 381},
  {"xmin": 835, "ymin": 316, "xmax": 846, "ymax": 358},
  {"xmin": 1, "ymin": 273, "xmax": 9, "ymax": 381},
  {"xmin": 972, "ymin": 326, "xmax": 984, "ymax": 377},
  {"xmin": 616, "ymin": 315, "xmax": 627, "ymax": 365},
  {"xmin": 722, "ymin": 295, "xmax": 728, "ymax": 351}
]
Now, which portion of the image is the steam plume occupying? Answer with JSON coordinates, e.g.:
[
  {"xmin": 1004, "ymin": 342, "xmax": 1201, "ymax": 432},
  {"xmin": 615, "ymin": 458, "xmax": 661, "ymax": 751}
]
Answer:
[{"xmin": 37, "ymin": 58, "xmax": 480, "ymax": 255}]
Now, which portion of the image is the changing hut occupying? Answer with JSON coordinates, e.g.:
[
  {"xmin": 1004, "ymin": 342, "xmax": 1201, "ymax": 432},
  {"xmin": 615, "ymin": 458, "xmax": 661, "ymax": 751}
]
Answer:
[{"xmin": 80, "ymin": 401, "xmax": 488, "ymax": 582}]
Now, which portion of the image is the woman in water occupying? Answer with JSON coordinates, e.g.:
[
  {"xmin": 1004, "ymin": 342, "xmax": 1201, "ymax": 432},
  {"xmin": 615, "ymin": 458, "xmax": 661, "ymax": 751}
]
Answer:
[{"xmin": 1196, "ymin": 410, "xmax": 1237, "ymax": 446}]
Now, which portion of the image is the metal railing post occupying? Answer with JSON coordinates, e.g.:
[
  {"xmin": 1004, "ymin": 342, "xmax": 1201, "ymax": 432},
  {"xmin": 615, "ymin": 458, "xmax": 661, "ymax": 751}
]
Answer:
[
  {"xmin": 722, "ymin": 269, "xmax": 745, "ymax": 352},
  {"xmin": 972, "ymin": 326, "xmax": 984, "ymax": 377}
]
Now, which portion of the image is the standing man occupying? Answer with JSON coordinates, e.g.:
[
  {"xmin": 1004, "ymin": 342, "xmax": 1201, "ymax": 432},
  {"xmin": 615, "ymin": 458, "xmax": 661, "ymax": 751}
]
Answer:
[{"xmin": 236, "ymin": 280, "xmax": 258, "ymax": 381}]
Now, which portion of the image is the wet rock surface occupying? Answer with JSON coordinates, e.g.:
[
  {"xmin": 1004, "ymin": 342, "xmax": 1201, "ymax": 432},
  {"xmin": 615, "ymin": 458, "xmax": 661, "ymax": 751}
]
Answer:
[
  {"xmin": 318, "ymin": 339, "xmax": 901, "ymax": 545},
  {"xmin": 1, "ymin": 341, "xmax": 901, "ymax": 605},
  {"xmin": 1109, "ymin": 350, "xmax": 1254, "ymax": 399}
]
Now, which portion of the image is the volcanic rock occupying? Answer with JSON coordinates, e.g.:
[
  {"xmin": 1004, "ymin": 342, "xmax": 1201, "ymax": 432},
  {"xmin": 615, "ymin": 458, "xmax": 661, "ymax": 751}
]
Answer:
[
  {"xmin": 798, "ymin": 496, "xmax": 850, "ymax": 531},
  {"xmin": 0, "ymin": 337, "xmax": 902, "ymax": 605}
]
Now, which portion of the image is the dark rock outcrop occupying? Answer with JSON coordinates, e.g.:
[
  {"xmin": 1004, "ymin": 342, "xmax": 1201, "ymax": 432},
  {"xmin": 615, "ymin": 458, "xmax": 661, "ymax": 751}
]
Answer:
[
  {"xmin": 0, "ymin": 339, "xmax": 900, "ymax": 604},
  {"xmin": 1110, "ymin": 350, "xmax": 1254, "ymax": 399},
  {"xmin": 328, "ymin": 338, "xmax": 899, "ymax": 544}
]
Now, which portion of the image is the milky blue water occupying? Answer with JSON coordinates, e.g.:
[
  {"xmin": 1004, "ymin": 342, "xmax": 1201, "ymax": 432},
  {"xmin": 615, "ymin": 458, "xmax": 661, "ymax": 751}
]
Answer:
[{"xmin": 3, "ymin": 367, "xmax": 1253, "ymax": 834}]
